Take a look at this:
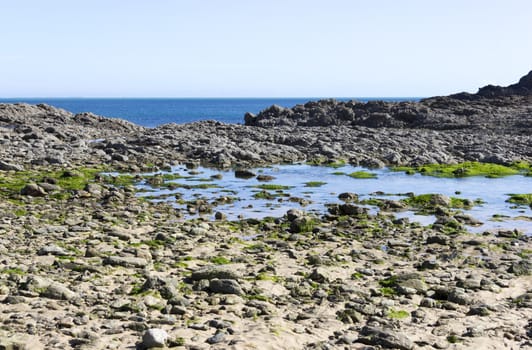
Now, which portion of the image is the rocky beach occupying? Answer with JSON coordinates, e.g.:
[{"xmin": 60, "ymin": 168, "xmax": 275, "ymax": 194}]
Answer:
[{"xmin": 0, "ymin": 73, "xmax": 531, "ymax": 349}]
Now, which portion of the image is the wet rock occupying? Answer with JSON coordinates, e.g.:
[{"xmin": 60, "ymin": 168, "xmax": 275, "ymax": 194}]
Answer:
[
  {"xmin": 234, "ymin": 169, "xmax": 256, "ymax": 179},
  {"xmin": 338, "ymin": 204, "xmax": 368, "ymax": 216},
  {"xmin": 286, "ymin": 208, "xmax": 305, "ymax": 221},
  {"xmin": 430, "ymin": 194, "xmax": 451, "ymax": 207},
  {"xmin": 214, "ymin": 211, "xmax": 226, "ymax": 220},
  {"xmin": 338, "ymin": 192, "xmax": 358, "ymax": 202},
  {"xmin": 256, "ymin": 174, "xmax": 275, "ymax": 181},
  {"xmin": 290, "ymin": 216, "xmax": 315, "ymax": 233}
]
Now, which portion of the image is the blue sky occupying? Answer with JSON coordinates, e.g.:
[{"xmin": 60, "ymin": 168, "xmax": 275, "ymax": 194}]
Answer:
[{"xmin": 1, "ymin": 0, "xmax": 531, "ymax": 97}]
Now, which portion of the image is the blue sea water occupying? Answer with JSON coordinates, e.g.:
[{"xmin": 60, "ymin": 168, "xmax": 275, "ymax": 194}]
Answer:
[{"xmin": 0, "ymin": 97, "xmax": 419, "ymax": 127}]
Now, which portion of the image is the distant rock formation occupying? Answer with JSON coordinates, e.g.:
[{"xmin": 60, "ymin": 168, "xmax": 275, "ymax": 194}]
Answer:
[{"xmin": 244, "ymin": 71, "xmax": 532, "ymax": 131}]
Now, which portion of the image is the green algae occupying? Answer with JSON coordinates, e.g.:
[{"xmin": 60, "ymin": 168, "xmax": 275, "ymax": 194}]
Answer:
[
  {"xmin": 506, "ymin": 193, "xmax": 532, "ymax": 206},
  {"xmin": 402, "ymin": 193, "xmax": 481, "ymax": 210},
  {"xmin": 304, "ymin": 181, "xmax": 327, "ymax": 187},
  {"xmin": 387, "ymin": 309, "xmax": 409, "ymax": 319},
  {"xmin": 254, "ymin": 184, "xmax": 294, "ymax": 190},
  {"xmin": 392, "ymin": 161, "xmax": 528, "ymax": 178},
  {"xmin": 210, "ymin": 256, "xmax": 232, "ymax": 265},
  {"xmin": 347, "ymin": 171, "xmax": 378, "ymax": 179},
  {"xmin": 307, "ymin": 158, "xmax": 347, "ymax": 168}
]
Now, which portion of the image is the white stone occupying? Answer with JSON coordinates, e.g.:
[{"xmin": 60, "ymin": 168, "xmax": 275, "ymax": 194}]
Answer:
[{"xmin": 142, "ymin": 328, "xmax": 168, "ymax": 348}]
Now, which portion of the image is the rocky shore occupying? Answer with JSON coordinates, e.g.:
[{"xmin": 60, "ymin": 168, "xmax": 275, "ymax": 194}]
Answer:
[
  {"xmin": 1, "ymin": 71, "xmax": 531, "ymax": 170},
  {"xmin": 0, "ymin": 73, "xmax": 530, "ymax": 349}
]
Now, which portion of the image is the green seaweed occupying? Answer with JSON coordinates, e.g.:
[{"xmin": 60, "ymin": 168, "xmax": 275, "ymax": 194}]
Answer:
[
  {"xmin": 254, "ymin": 184, "xmax": 293, "ymax": 190},
  {"xmin": 347, "ymin": 171, "xmax": 377, "ymax": 179},
  {"xmin": 304, "ymin": 181, "xmax": 327, "ymax": 187},
  {"xmin": 392, "ymin": 161, "xmax": 525, "ymax": 178},
  {"xmin": 307, "ymin": 159, "xmax": 346, "ymax": 168},
  {"xmin": 507, "ymin": 193, "xmax": 532, "ymax": 206},
  {"xmin": 387, "ymin": 309, "xmax": 409, "ymax": 319},
  {"xmin": 210, "ymin": 256, "xmax": 231, "ymax": 265}
]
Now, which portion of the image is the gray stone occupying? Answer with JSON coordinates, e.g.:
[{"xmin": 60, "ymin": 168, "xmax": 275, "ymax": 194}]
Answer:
[
  {"xmin": 289, "ymin": 216, "xmax": 315, "ymax": 233},
  {"xmin": 20, "ymin": 183, "xmax": 46, "ymax": 197},
  {"xmin": 234, "ymin": 169, "xmax": 256, "ymax": 179},
  {"xmin": 338, "ymin": 192, "xmax": 358, "ymax": 202},
  {"xmin": 308, "ymin": 267, "xmax": 330, "ymax": 283},
  {"xmin": 206, "ymin": 331, "xmax": 226, "ymax": 344},
  {"xmin": 141, "ymin": 328, "xmax": 168, "ymax": 348},
  {"xmin": 209, "ymin": 278, "xmax": 244, "ymax": 295},
  {"xmin": 0, "ymin": 160, "xmax": 23, "ymax": 171},
  {"xmin": 358, "ymin": 326, "xmax": 414, "ymax": 350},
  {"xmin": 41, "ymin": 282, "xmax": 77, "ymax": 301},
  {"xmin": 37, "ymin": 244, "xmax": 71, "ymax": 256},
  {"xmin": 286, "ymin": 208, "xmax": 305, "ymax": 221},
  {"xmin": 103, "ymin": 256, "xmax": 148, "ymax": 268},
  {"xmin": 191, "ymin": 266, "xmax": 241, "ymax": 281},
  {"xmin": 338, "ymin": 204, "xmax": 367, "ymax": 216}
]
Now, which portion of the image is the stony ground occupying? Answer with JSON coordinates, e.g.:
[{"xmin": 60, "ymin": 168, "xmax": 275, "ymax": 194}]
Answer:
[
  {"xmin": 0, "ymin": 165, "xmax": 530, "ymax": 349},
  {"xmin": 0, "ymin": 73, "xmax": 531, "ymax": 349}
]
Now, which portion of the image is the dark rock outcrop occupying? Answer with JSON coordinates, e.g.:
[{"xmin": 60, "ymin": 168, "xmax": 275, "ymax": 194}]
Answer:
[{"xmin": 244, "ymin": 71, "xmax": 532, "ymax": 132}]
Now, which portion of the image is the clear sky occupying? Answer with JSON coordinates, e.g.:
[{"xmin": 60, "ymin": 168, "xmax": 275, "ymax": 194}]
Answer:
[{"xmin": 1, "ymin": 0, "xmax": 531, "ymax": 97}]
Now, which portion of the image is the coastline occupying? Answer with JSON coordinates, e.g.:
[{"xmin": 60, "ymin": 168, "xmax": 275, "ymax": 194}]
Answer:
[{"xmin": 0, "ymin": 73, "xmax": 530, "ymax": 349}]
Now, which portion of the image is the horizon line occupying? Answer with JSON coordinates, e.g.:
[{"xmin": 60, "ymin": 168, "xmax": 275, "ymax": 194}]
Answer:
[{"xmin": 0, "ymin": 96, "xmax": 425, "ymax": 100}]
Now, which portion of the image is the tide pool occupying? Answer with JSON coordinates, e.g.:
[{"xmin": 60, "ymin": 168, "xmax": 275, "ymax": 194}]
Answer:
[{"xmin": 131, "ymin": 164, "xmax": 532, "ymax": 235}]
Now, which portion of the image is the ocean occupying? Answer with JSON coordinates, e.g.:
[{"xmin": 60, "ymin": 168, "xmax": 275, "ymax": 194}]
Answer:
[{"xmin": 0, "ymin": 97, "xmax": 419, "ymax": 128}]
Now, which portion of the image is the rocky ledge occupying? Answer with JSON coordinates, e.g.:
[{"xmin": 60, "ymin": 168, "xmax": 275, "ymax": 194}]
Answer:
[{"xmin": 244, "ymin": 71, "xmax": 532, "ymax": 131}]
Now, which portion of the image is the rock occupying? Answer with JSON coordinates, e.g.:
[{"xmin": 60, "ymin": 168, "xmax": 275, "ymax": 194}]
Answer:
[
  {"xmin": 234, "ymin": 169, "xmax": 256, "ymax": 179},
  {"xmin": 0, "ymin": 331, "xmax": 44, "ymax": 350},
  {"xmin": 214, "ymin": 211, "xmax": 226, "ymax": 220},
  {"xmin": 206, "ymin": 331, "xmax": 226, "ymax": 344},
  {"xmin": 256, "ymin": 174, "xmax": 275, "ymax": 181},
  {"xmin": 21, "ymin": 276, "xmax": 52, "ymax": 294},
  {"xmin": 290, "ymin": 216, "xmax": 315, "ymax": 233},
  {"xmin": 103, "ymin": 256, "xmax": 148, "ymax": 268},
  {"xmin": 286, "ymin": 208, "xmax": 305, "ymax": 221},
  {"xmin": 0, "ymin": 160, "xmax": 23, "ymax": 171},
  {"xmin": 41, "ymin": 282, "xmax": 77, "ymax": 301},
  {"xmin": 508, "ymin": 260, "xmax": 531, "ymax": 276},
  {"xmin": 338, "ymin": 192, "xmax": 358, "ymax": 202},
  {"xmin": 420, "ymin": 297, "xmax": 439, "ymax": 308},
  {"xmin": 141, "ymin": 328, "xmax": 168, "ymax": 348},
  {"xmin": 209, "ymin": 279, "xmax": 244, "ymax": 295},
  {"xmin": 358, "ymin": 326, "xmax": 414, "ymax": 350},
  {"xmin": 37, "ymin": 244, "xmax": 71, "ymax": 256},
  {"xmin": 190, "ymin": 266, "xmax": 241, "ymax": 281},
  {"xmin": 430, "ymin": 194, "xmax": 451, "ymax": 207},
  {"xmin": 308, "ymin": 267, "xmax": 330, "ymax": 283},
  {"xmin": 338, "ymin": 204, "xmax": 367, "ymax": 216},
  {"xmin": 20, "ymin": 183, "xmax": 47, "ymax": 197}
]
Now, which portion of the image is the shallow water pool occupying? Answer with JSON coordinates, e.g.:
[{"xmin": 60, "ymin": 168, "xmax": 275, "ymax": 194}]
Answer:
[{"xmin": 135, "ymin": 164, "xmax": 532, "ymax": 234}]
